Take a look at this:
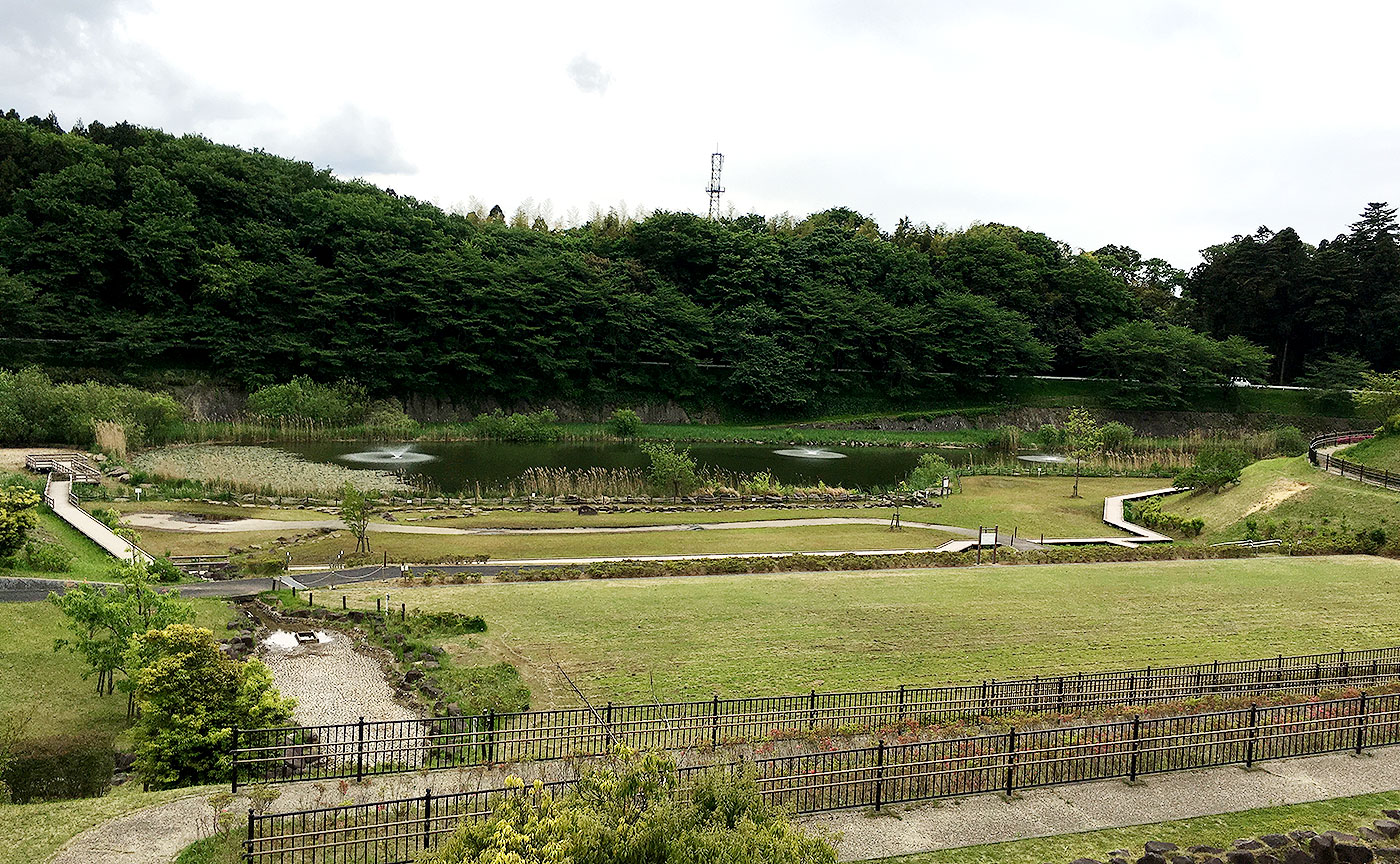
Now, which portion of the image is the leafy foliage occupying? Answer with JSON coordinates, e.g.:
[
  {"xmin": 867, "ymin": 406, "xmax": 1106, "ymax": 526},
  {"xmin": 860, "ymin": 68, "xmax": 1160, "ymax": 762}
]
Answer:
[
  {"xmin": 126, "ymin": 623, "xmax": 295, "ymax": 788},
  {"xmin": 0, "ymin": 367, "xmax": 182, "ymax": 447},
  {"xmin": 641, "ymin": 442, "xmax": 698, "ymax": 498},
  {"xmin": 421, "ymin": 750, "xmax": 837, "ymax": 864},
  {"xmin": 339, "ymin": 482, "xmax": 372, "ymax": 554},
  {"xmin": 606, "ymin": 408, "xmax": 643, "ymax": 437},
  {"xmin": 1063, "ymin": 407, "xmax": 1103, "ymax": 499},
  {"xmin": 903, "ymin": 452, "xmax": 955, "ymax": 491},
  {"xmin": 1175, "ymin": 446, "xmax": 1252, "ymax": 493},
  {"xmin": 1081, "ymin": 322, "xmax": 1272, "ymax": 409},
  {"xmin": 49, "ymin": 561, "xmax": 195, "ymax": 694},
  {"xmin": 0, "ymin": 485, "xmax": 40, "ymax": 558}
]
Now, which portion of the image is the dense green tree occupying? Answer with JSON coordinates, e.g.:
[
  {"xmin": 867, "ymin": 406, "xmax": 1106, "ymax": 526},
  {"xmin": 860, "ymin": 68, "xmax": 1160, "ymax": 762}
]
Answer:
[
  {"xmin": 0, "ymin": 485, "xmax": 40, "ymax": 558},
  {"xmin": 1081, "ymin": 321, "xmax": 1271, "ymax": 409}
]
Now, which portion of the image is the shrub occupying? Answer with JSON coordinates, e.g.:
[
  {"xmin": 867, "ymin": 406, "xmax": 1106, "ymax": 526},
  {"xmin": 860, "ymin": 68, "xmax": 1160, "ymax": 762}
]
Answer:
[
  {"xmin": 0, "ymin": 485, "xmax": 42, "ymax": 559},
  {"xmin": 607, "ymin": 408, "xmax": 644, "ymax": 437},
  {"xmin": 91, "ymin": 507, "xmax": 122, "ymax": 530},
  {"xmin": 1269, "ymin": 425, "xmax": 1308, "ymax": 457},
  {"xmin": 127, "ymin": 624, "xmax": 295, "ymax": 788},
  {"xmin": 903, "ymin": 453, "xmax": 955, "ymax": 491},
  {"xmin": 1034, "ymin": 423, "xmax": 1066, "ymax": 450},
  {"xmin": 986, "ymin": 425, "xmax": 1022, "ymax": 451},
  {"xmin": 1, "ymin": 732, "xmax": 114, "ymax": 803},
  {"xmin": 363, "ymin": 397, "xmax": 416, "ymax": 437},
  {"xmin": 421, "ymin": 750, "xmax": 836, "ymax": 864},
  {"xmin": 471, "ymin": 409, "xmax": 562, "ymax": 442},
  {"xmin": 1099, "ymin": 421, "xmax": 1135, "ymax": 452},
  {"xmin": 1174, "ymin": 445, "xmax": 1252, "ymax": 493},
  {"xmin": 0, "ymin": 367, "xmax": 184, "ymax": 447},
  {"xmin": 1123, "ymin": 496, "xmax": 1204, "ymax": 537},
  {"xmin": 246, "ymin": 376, "xmax": 363, "ymax": 425},
  {"xmin": 149, "ymin": 556, "xmax": 183, "ymax": 583},
  {"xmin": 18, "ymin": 540, "xmax": 73, "ymax": 572}
]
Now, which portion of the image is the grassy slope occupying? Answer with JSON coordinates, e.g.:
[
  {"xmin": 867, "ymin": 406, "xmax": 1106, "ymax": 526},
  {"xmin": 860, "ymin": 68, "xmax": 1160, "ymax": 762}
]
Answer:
[
  {"xmin": 1166, "ymin": 456, "xmax": 1399, "ymax": 542},
  {"xmin": 110, "ymin": 476, "xmax": 1159, "ymax": 561},
  {"xmin": 338, "ymin": 555, "xmax": 1400, "ymax": 708},
  {"xmin": 1340, "ymin": 434, "xmax": 1400, "ymax": 473},
  {"xmin": 880, "ymin": 791, "xmax": 1400, "ymax": 864},
  {"xmin": 0, "ymin": 598, "xmax": 235, "ymax": 743},
  {"xmin": 0, "ymin": 784, "xmax": 220, "ymax": 864},
  {"xmin": 18, "ymin": 509, "xmax": 116, "ymax": 581}
]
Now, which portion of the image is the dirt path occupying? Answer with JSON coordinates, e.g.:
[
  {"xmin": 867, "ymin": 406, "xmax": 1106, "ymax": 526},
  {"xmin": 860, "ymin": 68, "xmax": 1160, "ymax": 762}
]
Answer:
[
  {"xmin": 258, "ymin": 628, "xmax": 419, "ymax": 728},
  {"xmin": 46, "ymin": 746, "xmax": 1400, "ymax": 863}
]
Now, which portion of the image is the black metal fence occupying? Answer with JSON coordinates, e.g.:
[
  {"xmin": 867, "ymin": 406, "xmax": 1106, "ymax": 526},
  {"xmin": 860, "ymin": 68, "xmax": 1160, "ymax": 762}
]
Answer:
[
  {"xmin": 233, "ymin": 644, "xmax": 1400, "ymax": 788},
  {"xmin": 245, "ymin": 691, "xmax": 1400, "ymax": 864},
  {"xmin": 1309, "ymin": 431, "xmax": 1400, "ymax": 491}
]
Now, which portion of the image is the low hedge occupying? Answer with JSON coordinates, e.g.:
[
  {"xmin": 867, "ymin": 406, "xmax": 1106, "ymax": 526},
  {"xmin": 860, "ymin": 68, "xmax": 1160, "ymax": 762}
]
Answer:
[
  {"xmin": 492, "ymin": 543, "xmax": 1289, "ymax": 583},
  {"xmin": 2, "ymin": 732, "xmax": 115, "ymax": 802}
]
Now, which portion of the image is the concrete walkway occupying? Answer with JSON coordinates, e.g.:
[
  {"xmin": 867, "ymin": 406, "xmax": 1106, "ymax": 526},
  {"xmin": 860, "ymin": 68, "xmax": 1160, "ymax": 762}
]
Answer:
[
  {"xmin": 43, "ymin": 746, "xmax": 1400, "ymax": 864},
  {"xmin": 807, "ymin": 746, "xmax": 1400, "ymax": 861},
  {"xmin": 45, "ymin": 477, "xmax": 153, "ymax": 564}
]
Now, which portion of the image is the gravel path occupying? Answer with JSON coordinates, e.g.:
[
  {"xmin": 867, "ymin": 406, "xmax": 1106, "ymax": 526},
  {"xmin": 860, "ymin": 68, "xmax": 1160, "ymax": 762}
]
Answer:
[{"xmin": 258, "ymin": 629, "xmax": 418, "ymax": 728}]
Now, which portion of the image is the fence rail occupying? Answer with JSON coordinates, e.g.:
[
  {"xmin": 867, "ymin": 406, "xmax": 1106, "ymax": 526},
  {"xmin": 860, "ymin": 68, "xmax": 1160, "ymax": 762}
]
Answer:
[
  {"xmin": 233, "ymin": 644, "xmax": 1400, "ymax": 788},
  {"xmin": 1309, "ymin": 431, "xmax": 1400, "ymax": 492},
  {"xmin": 246, "ymin": 691, "xmax": 1400, "ymax": 864}
]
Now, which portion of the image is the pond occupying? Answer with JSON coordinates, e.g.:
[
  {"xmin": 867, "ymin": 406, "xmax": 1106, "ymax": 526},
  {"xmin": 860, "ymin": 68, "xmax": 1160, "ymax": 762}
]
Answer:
[{"xmin": 268, "ymin": 440, "xmax": 1043, "ymax": 493}]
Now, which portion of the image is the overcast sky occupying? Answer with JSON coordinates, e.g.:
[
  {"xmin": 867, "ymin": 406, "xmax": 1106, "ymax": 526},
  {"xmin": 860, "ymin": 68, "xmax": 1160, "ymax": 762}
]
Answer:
[{"xmin": 4, "ymin": 0, "xmax": 1398, "ymax": 266}]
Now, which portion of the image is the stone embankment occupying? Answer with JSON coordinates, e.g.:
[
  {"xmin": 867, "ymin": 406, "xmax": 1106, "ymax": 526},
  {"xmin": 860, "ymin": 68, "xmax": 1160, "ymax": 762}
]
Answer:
[{"xmin": 1067, "ymin": 812, "xmax": 1400, "ymax": 864}]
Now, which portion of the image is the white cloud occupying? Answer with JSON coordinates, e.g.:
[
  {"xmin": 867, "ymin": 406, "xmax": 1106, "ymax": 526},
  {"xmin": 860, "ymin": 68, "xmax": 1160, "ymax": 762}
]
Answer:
[{"xmin": 566, "ymin": 54, "xmax": 611, "ymax": 95}]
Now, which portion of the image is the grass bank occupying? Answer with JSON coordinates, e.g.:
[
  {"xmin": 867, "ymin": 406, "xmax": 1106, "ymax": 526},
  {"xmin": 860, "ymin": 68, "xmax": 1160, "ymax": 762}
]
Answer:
[
  {"xmin": 0, "ymin": 783, "xmax": 220, "ymax": 864},
  {"xmin": 1340, "ymin": 434, "xmax": 1400, "ymax": 474},
  {"xmin": 1165, "ymin": 456, "xmax": 1399, "ymax": 544},
  {"xmin": 0, "ymin": 598, "xmax": 236, "ymax": 743},
  {"xmin": 877, "ymin": 791, "xmax": 1400, "ymax": 864},
  {"xmin": 335, "ymin": 555, "xmax": 1400, "ymax": 709}
]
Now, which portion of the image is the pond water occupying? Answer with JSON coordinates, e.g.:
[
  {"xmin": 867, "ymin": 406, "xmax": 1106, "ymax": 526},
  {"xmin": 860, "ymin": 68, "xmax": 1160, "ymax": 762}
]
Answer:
[{"xmin": 268, "ymin": 440, "xmax": 1046, "ymax": 492}]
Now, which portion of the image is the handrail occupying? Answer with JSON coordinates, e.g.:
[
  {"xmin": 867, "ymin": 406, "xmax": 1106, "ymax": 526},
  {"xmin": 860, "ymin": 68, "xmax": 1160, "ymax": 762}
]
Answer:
[{"xmin": 1308, "ymin": 430, "xmax": 1398, "ymax": 492}]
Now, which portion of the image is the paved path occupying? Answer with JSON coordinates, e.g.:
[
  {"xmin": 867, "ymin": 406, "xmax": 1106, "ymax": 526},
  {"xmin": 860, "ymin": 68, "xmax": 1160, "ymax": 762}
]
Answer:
[
  {"xmin": 44, "ymin": 746, "xmax": 1400, "ymax": 864},
  {"xmin": 808, "ymin": 746, "xmax": 1400, "ymax": 861},
  {"xmin": 1314, "ymin": 443, "xmax": 1400, "ymax": 492},
  {"xmin": 46, "ymin": 478, "xmax": 153, "ymax": 564},
  {"xmin": 122, "ymin": 512, "xmax": 980, "ymax": 538}
]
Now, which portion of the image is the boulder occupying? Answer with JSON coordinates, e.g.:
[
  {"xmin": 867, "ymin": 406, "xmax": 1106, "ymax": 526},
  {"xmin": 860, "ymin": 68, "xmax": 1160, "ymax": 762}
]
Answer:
[
  {"xmin": 1145, "ymin": 843, "xmax": 1179, "ymax": 855},
  {"xmin": 1374, "ymin": 820, "xmax": 1400, "ymax": 839},
  {"xmin": 1191, "ymin": 848, "xmax": 1228, "ymax": 856},
  {"xmin": 1225, "ymin": 852, "xmax": 1257, "ymax": 864},
  {"xmin": 1261, "ymin": 836, "xmax": 1292, "ymax": 849}
]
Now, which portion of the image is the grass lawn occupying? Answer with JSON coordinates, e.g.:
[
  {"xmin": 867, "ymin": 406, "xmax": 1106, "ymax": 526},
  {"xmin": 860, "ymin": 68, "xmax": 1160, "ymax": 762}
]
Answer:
[
  {"xmin": 1340, "ymin": 434, "xmax": 1400, "ymax": 474},
  {"xmin": 879, "ymin": 791, "xmax": 1400, "ymax": 864},
  {"xmin": 0, "ymin": 783, "xmax": 220, "ymax": 864},
  {"xmin": 0, "ymin": 597, "xmax": 236, "ymax": 744},
  {"xmin": 1165, "ymin": 457, "xmax": 1400, "ymax": 542},
  {"xmin": 110, "ymin": 475, "xmax": 1161, "ymax": 562},
  {"xmin": 335, "ymin": 555, "xmax": 1400, "ymax": 709}
]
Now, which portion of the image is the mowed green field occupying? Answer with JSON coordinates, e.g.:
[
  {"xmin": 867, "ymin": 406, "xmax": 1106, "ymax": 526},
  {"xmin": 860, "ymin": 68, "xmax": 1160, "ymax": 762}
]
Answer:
[
  {"xmin": 0, "ymin": 598, "xmax": 235, "ymax": 743},
  {"xmin": 338, "ymin": 555, "xmax": 1400, "ymax": 708}
]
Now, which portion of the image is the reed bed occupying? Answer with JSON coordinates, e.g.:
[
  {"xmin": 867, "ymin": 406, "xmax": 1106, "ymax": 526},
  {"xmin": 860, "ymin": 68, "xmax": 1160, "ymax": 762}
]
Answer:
[{"xmin": 131, "ymin": 445, "xmax": 410, "ymax": 497}]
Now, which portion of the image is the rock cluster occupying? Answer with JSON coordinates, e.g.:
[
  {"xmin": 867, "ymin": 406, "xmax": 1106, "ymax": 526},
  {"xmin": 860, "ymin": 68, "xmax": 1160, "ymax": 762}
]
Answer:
[{"xmin": 1067, "ymin": 814, "xmax": 1400, "ymax": 864}]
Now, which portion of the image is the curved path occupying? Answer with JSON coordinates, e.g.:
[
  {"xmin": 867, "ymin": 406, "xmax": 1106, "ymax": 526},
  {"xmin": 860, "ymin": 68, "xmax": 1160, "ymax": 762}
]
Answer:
[
  {"xmin": 121, "ymin": 512, "xmax": 981, "ymax": 537},
  {"xmin": 45, "ymin": 745, "xmax": 1400, "ymax": 863}
]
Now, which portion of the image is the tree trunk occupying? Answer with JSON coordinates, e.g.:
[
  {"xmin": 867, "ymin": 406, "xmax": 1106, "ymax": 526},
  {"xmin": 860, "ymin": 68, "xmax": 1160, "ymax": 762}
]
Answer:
[{"xmin": 1072, "ymin": 458, "xmax": 1081, "ymax": 498}]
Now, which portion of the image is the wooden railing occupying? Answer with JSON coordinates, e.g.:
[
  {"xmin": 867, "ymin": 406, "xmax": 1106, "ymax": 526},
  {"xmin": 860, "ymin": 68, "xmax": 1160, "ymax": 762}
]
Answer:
[
  {"xmin": 24, "ymin": 452, "xmax": 103, "ymax": 483},
  {"xmin": 1308, "ymin": 431, "xmax": 1400, "ymax": 492}
]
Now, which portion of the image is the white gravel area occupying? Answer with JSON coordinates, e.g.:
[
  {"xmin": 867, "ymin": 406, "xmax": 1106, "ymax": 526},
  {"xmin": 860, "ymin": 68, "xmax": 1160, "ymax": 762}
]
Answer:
[
  {"xmin": 803, "ymin": 746, "xmax": 1400, "ymax": 861},
  {"xmin": 258, "ymin": 629, "xmax": 419, "ymax": 727}
]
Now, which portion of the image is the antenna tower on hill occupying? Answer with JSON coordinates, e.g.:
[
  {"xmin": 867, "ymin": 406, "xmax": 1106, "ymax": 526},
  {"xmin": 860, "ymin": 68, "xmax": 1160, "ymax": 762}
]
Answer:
[{"xmin": 706, "ymin": 149, "xmax": 724, "ymax": 219}]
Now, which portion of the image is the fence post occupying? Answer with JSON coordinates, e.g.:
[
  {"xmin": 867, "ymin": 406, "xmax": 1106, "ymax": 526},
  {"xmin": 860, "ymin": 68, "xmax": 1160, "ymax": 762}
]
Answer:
[
  {"xmin": 981, "ymin": 680, "xmax": 989, "ymax": 714},
  {"xmin": 342, "ymin": 595, "xmax": 347, "ymax": 610},
  {"xmin": 1005, "ymin": 727, "xmax": 1017, "ymax": 796},
  {"xmin": 422, "ymin": 788, "xmax": 432, "ymax": 850},
  {"xmin": 976, "ymin": 526, "xmax": 983, "ymax": 565},
  {"xmin": 231, "ymin": 725, "xmax": 240, "ymax": 792},
  {"xmin": 245, "ymin": 808, "xmax": 254, "ymax": 864},
  {"xmin": 897, "ymin": 684, "xmax": 906, "ymax": 720},
  {"xmin": 874, "ymin": 740, "xmax": 885, "ymax": 811},
  {"xmin": 809, "ymin": 689, "xmax": 817, "ymax": 729},
  {"xmin": 1245, "ymin": 704, "xmax": 1258, "ymax": 768},
  {"xmin": 1128, "ymin": 714, "xmax": 1141, "ymax": 782},
  {"xmin": 1127, "ymin": 674, "xmax": 1135, "ymax": 706},
  {"xmin": 1356, "ymin": 692, "xmax": 1368, "ymax": 755},
  {"xmin": 1057, "ymin": 677, "xmax": 1065, "ymax": 713},
  {"xmin": 355, "ymin": 716, "xmax": 366, "ymax": 782},
  {"xmin": 1314, "ymin": 663, "xmax": 1322, "ymax": 694},
  {"xmin": 486, "ymin": 709, "xmax": 496, "ymax": 763},
  {"xmin": 712, "ymin": 695, "xmax": 719, "ymax": 746}
]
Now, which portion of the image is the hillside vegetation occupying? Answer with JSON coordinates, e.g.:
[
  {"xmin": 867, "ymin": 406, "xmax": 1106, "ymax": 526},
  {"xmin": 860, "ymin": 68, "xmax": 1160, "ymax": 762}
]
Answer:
[{"xmin": 0, "ymin": 111, "xmax": 1315, "ymax": 418}]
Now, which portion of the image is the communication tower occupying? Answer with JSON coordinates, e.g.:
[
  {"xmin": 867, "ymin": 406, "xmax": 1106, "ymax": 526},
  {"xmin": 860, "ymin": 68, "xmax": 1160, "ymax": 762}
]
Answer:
[{"xmin": 706, "ymin": 150, "xmax": 724, "ymax": 219}]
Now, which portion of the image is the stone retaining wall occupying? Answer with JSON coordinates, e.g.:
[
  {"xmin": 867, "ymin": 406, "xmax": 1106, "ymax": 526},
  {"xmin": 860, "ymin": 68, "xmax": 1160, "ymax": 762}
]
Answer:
[{"xmin": 1072, "ymin": 810, "xmax": 1400, "ymax": 864}]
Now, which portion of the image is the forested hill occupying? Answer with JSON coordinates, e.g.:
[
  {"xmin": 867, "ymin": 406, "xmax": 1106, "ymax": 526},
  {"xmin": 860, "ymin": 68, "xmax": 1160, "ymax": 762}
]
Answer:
[{"xmin": 0, "ymin": 111, "xmax": 1394, "ymax": 414}]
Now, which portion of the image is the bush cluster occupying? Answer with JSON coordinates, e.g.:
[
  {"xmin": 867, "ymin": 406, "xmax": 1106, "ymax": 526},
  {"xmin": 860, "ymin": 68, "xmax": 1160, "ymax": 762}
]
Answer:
[
  {"xmin": 0, "ymin": 367, "xmax": 182, "ymax": 447},
  {"xmin": 606, "ymin": 408, "xmax": 644, "ymax": 437},
  {"xmin": 1, "ymin": 733, "xmax": 115, "ymax": 803},
  {"xmin": 1124, "ymin": 496, "xmax": 1205, "ymax": 538},
  {"xmin": 471, "ymin": 409, "xmax": 562, "ymax": 442},
  {"xmin": 0, "ymin": 540, "xmax": 74, "ymax": 573}
]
